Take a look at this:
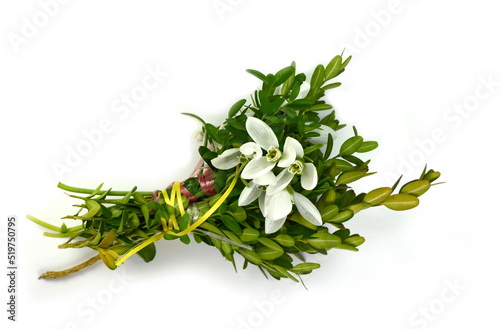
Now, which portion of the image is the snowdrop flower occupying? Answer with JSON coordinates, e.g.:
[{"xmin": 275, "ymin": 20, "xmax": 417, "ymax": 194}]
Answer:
[
  {"xmin": 211, "ymin": 142, "xmax": 262, "ymax": 170},
  {"xmin": 241, "ymin": 117, "xmax": 305, "ymax": 181},
  {"xmin": 239, "ymin": 182, "xmax": 322, "ymax": 234},
  {"xmin": 264, "ymin": 189, "xmax": 322, "ymax": 234},
  {"xmin": 265, "ymin": 136, "xmax": 318, "ymax": 196}
]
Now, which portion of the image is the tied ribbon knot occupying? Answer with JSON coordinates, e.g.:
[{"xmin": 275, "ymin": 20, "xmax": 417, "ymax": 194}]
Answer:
[{"xmin": 115, "ymin": 167, "xmax": 240, "ymax": 267}]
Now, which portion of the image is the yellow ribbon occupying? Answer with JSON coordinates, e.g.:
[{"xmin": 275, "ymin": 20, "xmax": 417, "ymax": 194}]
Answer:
[{"xmin": 115, "ymin": 169, "xmax": 239, "ymax": 267}]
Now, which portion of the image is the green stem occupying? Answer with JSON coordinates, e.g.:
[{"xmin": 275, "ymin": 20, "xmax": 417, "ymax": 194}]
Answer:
[
  {"xmin": 27, "ymin": 214, "xmax": 85, "ymax": 233},
  {"xmin": 27, "ymin": 215, "xmax": 62, "ymax": 232},
  {"xmin": 57, "ymin": 182, "xmax": 153, "ymax": 196},
  {"xmin": 43, "ymin": 231, "xmax": 83, "ymax": 238},
  {"xmin": 39, "ymin": 255, "xmax": 100, "ymax": 279}
]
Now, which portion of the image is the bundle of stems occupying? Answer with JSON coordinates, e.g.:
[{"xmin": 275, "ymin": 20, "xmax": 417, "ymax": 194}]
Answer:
[{"xmin": 29, "ymin": 54, "xmax": 441, "ymax": 281}]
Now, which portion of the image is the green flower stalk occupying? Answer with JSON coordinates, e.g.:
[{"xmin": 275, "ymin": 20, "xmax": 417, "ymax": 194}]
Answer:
[{"xmin": 28, "ymin": 54, "xmax": 442, "ymax": 282}]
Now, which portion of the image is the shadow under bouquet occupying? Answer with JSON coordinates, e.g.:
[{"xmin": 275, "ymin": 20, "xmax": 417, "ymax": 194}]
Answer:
[{"xmin": 29, "ymin": 54, "xmax": 441, "ymax": 282}]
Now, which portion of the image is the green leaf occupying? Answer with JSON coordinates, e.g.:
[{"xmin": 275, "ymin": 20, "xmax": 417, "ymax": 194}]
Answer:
[
  {"xmin": 303, "ymin": 143, "xmax": 324, "ymax": 155},
  {"xmin": 262, "ymin": 97, "xmax": 285, "ymax": 115},
  {"xmin": 307, "ymin": 232, "xmax": 341, "ymax": 250},
  {"xmin": 325, "ymin": 55, "xmax": 342, "ymax": 80},
  {"xmin": 179, "ymin": 235, "xmax": 191, "ymax": 245},
  {"xmin": 232, "ymin": 207, "xmax": 247, "ymax": 222},
  {"xmin": 89, "ymin": 232, "xmax": 101, "ymax": 246},
  {"xmin": 238, "ymin": 249, "xmax": 262, "ymax": 265},
  {"xmin": 423, "ymin": 170, "xmax": 441, "ymax": 183},
  {"xmin": 363, "ymin": 187, "xmax": 393, "ymax": 205},
  {"xmin": 129, "ymin": 212, "xmax": 140, "ymax": 229},
  {"xmin": 284, "ymin": 98, "xmax": 315, "ymax": 110},
  {"xmin": 271, "ymin": 265, "xmax": 299, "ymax": 282},
  {"xmin": 220, "ymin": 214, "xmax": 241, "ymax": 234},
  {"xmin": 240, "ymin": 227, "xmax": 260, "ymax": 242},
  {"xmin": 343, "ymin": 235, "xmax": 365, "ymax": 247},
  {"xmin": 82, "ymin": 200, "xmax": 101, "ymax": 219},
  {"xmin": 199, "ymin": 146, "xmax": 217, "ymax": 161},
  {"xmin": 98, "ymin": 249, "xmax": 117, "ymax": 270},
  {"xmin": 333, "ymin": 229, "xmax": 351, "ymax": 240},
  {"xmin": 342, "ymin": 154, "xmax": 364, "ymax": 166},
  {"xmin": 307, "ymin": 104, "xmax": 333, "ymax": 112},
  {"xmin": 383, "ymin": 194, "xmax": 420, "ymax": 211},
  {"xmin": 273, "ymin": 66, "xmax": 295, "ymax": 87},
  {"xmin": 204, "ymin": 123, "xmax": 220, "ymax": 143},
  {"xmin": 273, "ymin": 234, "xmax": 295, "ymax": 247},
  {"xmin": 340, "ymin": 55, "xmax": 352, "ymax": 71},
  {"xmin": 322, "ymin": 82, "xmax": 342, "ymax": 90},
  {"xmin": 258, "ymin": 237, "xmax": 284, "ymax": 253},
  {"xmin": 331, "ymin": 159, "xmax": 355, "ymax": 171},
  {"xmin": 346, "ymin": 203, "xmax": 370, "ymax": 214},
  {"xmin": 228, "ymin": 99, "xmax": 246, "ymax": 118},
  {"xmin": 199, "ymin": 221, "xmax": 225, "ymax": 236},
  {"xmin": 333, "ymin": 244, "xmax": 359, "ymax": 252},
  {"xmin": 400, "ymin": 180, "xmax": 431, "ymax": 197},
  {"xmin": 327, "ymin": 210, "xmax": 354, "ymax": 224},
  {"xmin": 137, "ymin": 243, "xmax": 156, "ymax": 262},
  {"xmin": 289, "ymin": 81, "xmax": 302, "ymax": 101},
  {"xmin": 336, "ymin": 171, "xmax": 369, "ymax": 185},
  {"xmin": 222, "ymin": 230, "xmax": 244, "ymax": 246},
  {"xmin": 181, "ymin": 112, "xmax": 206, "ymax": 125},
  {"xmin": 320, "ymin": 204, "xmax": 340, "ymax": 221},
  {"xmin": 290, "ymin": 262, "xmax": 320, "ymax": 274},
  {"xmin": 391, "ymin": 175, "xmax": 403, "ymax": 191},
  {"xmin": 119, "ymin": 186, "xmax": 137, "ymax": 204},
  {"xmin": 133, "ymin": 192, "xmax": 147, "ymax": 204},
  {"xmin": 310, "ymin": 64, "xmax": 325, "ymax": 90},
  {"xmin": 246, "ymin": 69, "xmax": 271, "ymax": 84},
  {"xmin": 178, "ymin": 213, "xmax": 191, "ymax": 231},
  {"xmin": 256, "ymin": 247, "xmax": 283, "ymax": 260},
  {"xmin": 88, "ymin": 183, "xmax": 104, "ymax": 198},
  {"xmin": 357, "ymin": 141, "xmax": 378, "ymax": 153},
  {"xmin": 98, "ymin": 229, "xmax": 117, "ymax": 248},
  {"xmin": 323, "ymin": 133, "xmax": 334, "ymax": 160},
  {"xmin": 339, "ymin": 136, "xmax": 364, "ymax": 156},
  {"xmin": 281, "ymin": 63, "xmax": 296, "ymax": 96}
]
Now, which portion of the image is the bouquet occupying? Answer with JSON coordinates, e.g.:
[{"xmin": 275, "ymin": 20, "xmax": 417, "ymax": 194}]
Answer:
[{"xmin": 28, "ymin": 54, "xmax": 441, "ymax": 282}]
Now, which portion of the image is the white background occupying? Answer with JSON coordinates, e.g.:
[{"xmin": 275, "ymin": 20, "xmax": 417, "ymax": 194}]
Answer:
[{"xmin": 1, "ymin": 1, "xmax": 499, "ymax": 328}]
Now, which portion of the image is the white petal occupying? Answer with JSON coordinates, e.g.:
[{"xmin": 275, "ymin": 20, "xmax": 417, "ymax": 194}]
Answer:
[
  {"xmin": 258, "ymin": 192, "xmax": 271, "ymax": 217},
  {"xmin": 241, "ymin": 157, "xmax": 276, "ymax": 180},
  {"xmin": 307, "ymin": 124, "xmax": 337, "ymax": 145},
  {"xmin": 246, "ymin": 117, "xmax": 279, "ymax": 150},
  {"xmin": 253, "ymin": 171, "xmax": 277, "ymax": 186},
  {"xmin": 267, "ymin": 190, "xmax": 292, "ymax": 221},
  {"xmin": 265, "ymin": 217, "xmax": 286, "ymax": 234},
  {"xmin": 266, "ymin": 169, "xmax": 294, "ymax": 195},
  {"xmin": 278, "ymin": 137, "xmax": 303, "ymax": 168},
  {"xmin": 293, "ymin": 191, "xmax": 322, "ymax": 226},
  {"xmin": 211, "ymin": 148, "xmax": 241, "ymax": 170},
  {"xmin": 301, "ymin": 163, "xmax": 318, "ymax": 190},
  {"xmin": 239, "ymin": 142, "xmax": 262, "ymax": 159},
  {"xmin": 238, "ymin": 182, "xmax": 262, "ymax": 206}
]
